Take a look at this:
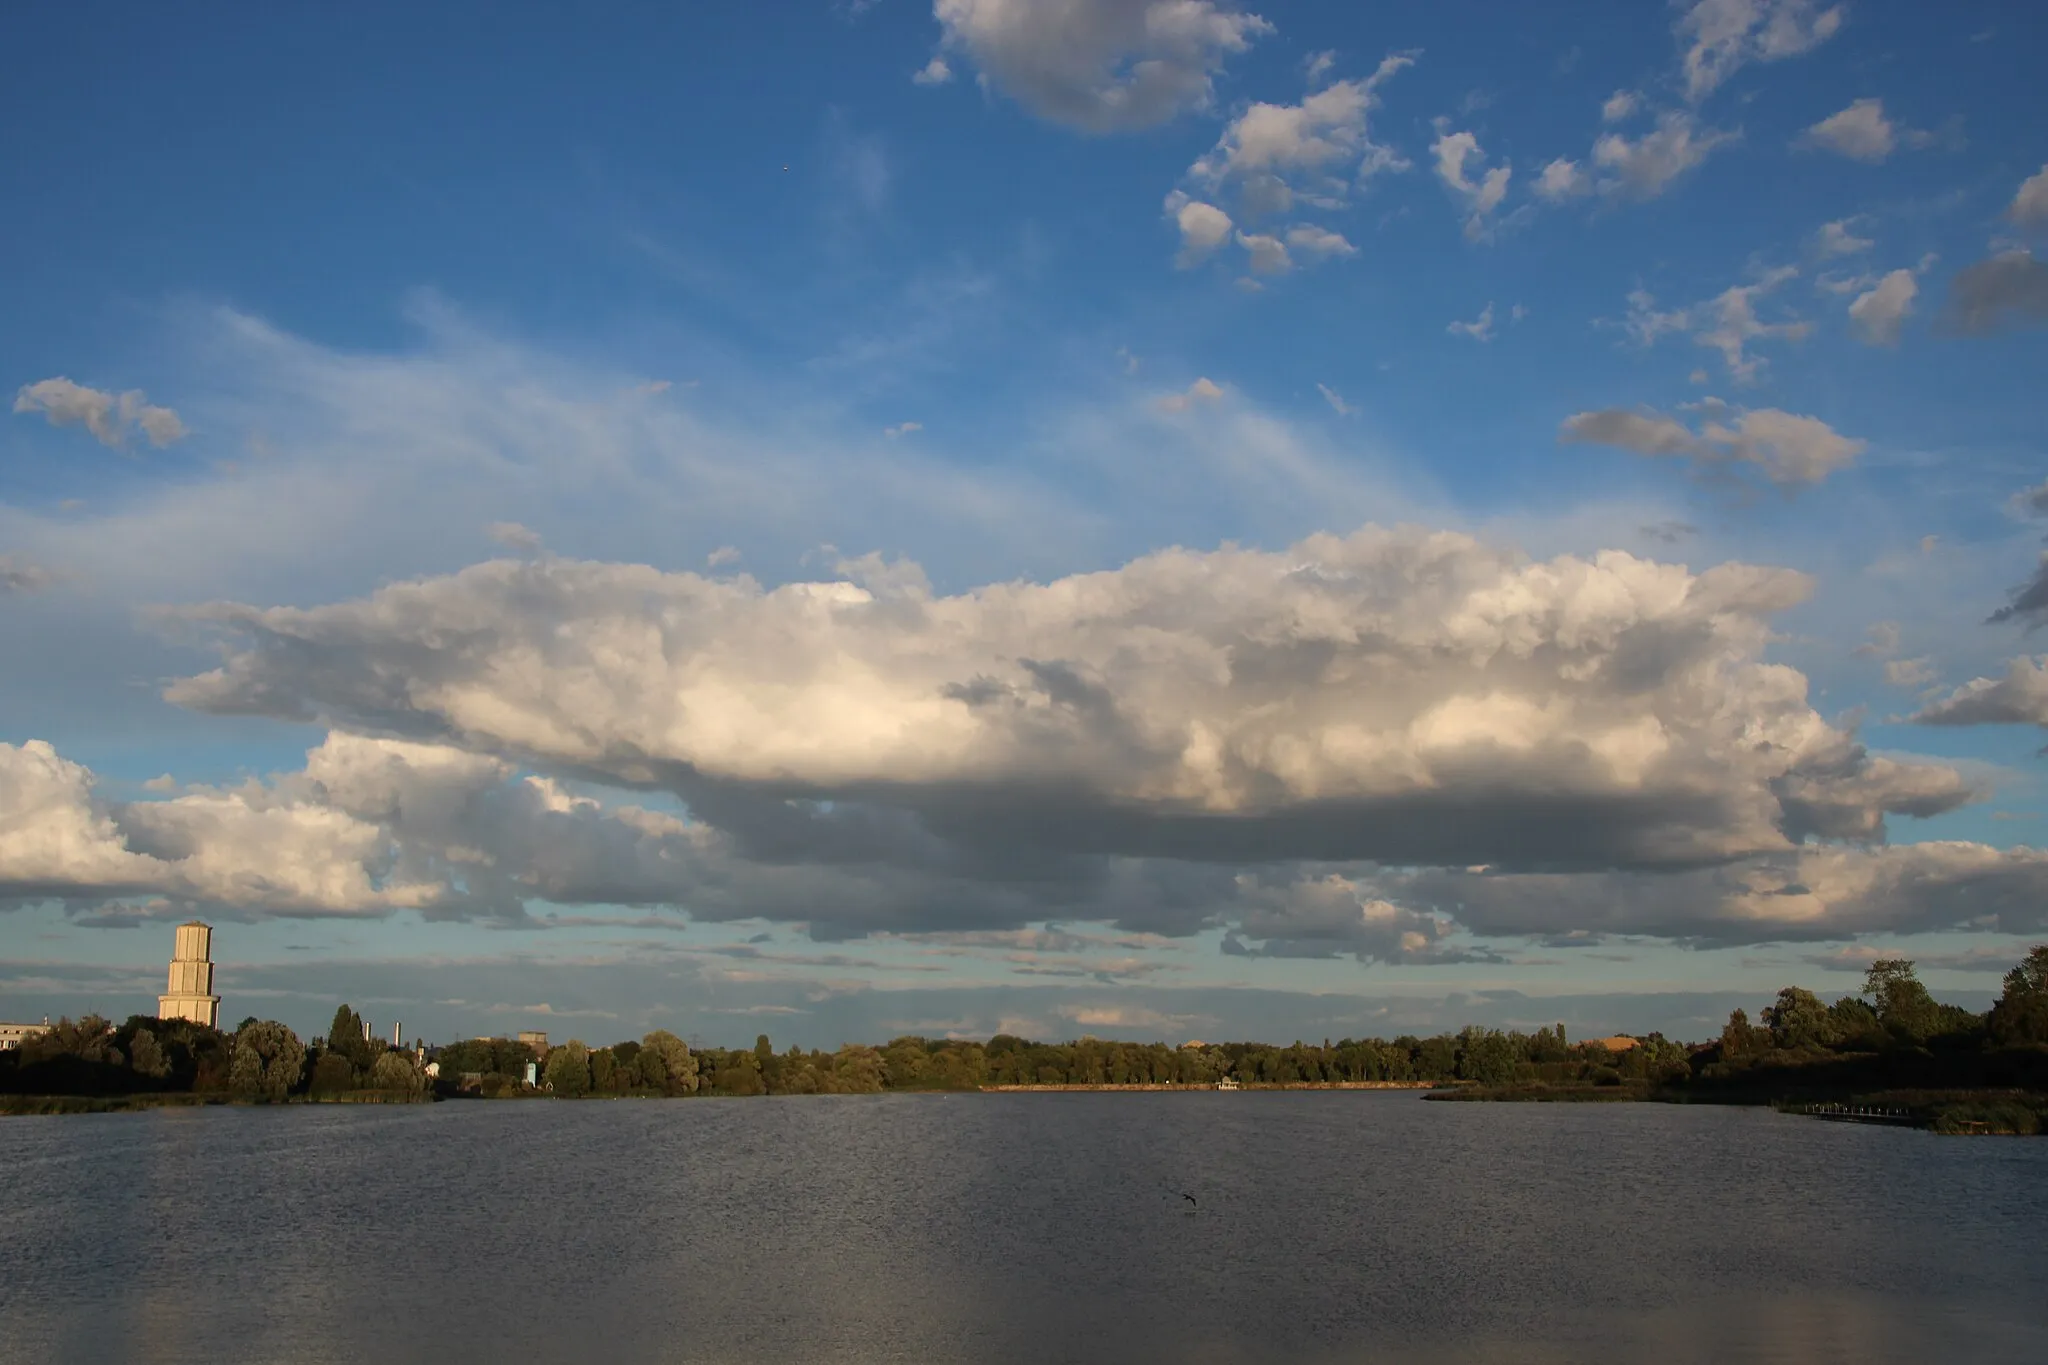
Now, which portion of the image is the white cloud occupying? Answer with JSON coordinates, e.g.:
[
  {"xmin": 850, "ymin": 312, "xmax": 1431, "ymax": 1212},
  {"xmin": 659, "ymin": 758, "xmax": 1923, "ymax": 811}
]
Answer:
[
  {"xmin": 1619, "ymin": 270, "xmax": 1810, "ymax": 383},
  {"xmin": 1815, "ymin": 272, "xmax": 1873, "ymax": 297},
  {"xmin": 12, "ymin": 377, "xmax": 189, "ymax": 450},
  {"xmin": 486, "ymin": 521, "xmax": 544, "ymax": 552},
  {"xmin": 1447, "ymin": 302, "xmax": 1496, "ymax": 341},
  {"xmin": 1284, "ymin": 224, "xmax": 1356, "ymax": 261},
  {"xmin": 1796, "ymin": 98, "xmax": 1930, "ymax": 162},
  {"xmin": 1847, "ymin": 268, "xmax": 1918, "ymax": 345},
  {"xmin": 153, "ymin": 528, "xmax": 1975, "ymax": 891},
  {"xmin": 1815, "ymin": 218, "xmax": 1873, "ymax": 256},
  {"xmin": 884, "ymin": 421, "xmax": 925, "ymax": 438},
  {"xmin": 1592, "ymin": 111, "xmax": 1736, "ymax": 200},
  {"xmin": 7, "ymin": 518, "xmax": 2027, "ymax": 950},
  {"xmin": 1228, "ymin": 873, "xmax": 1462, "ymax": 962},
  {"xmin": 1533, "ymin": 157, "xmax": 1590, "ymax": 202},
  {"xmin": 1430, "ymin": 128, "xmax": 1512, "ymax": 240},
  {"xmin": 1165, "ymin": 193, "xmax": 1234, "ymax": 266},
  {"xmin": 1316, "ymin": 384, "xmax": 1354, "ymax": 416},
  {"xmin": 0, "ymin": 735, "xmax": 455, "ymax": 915},
  {"xmin": 1915, "ymin": 656, "xmax": 2048, "ymax": 729},
  {"xmin": 1676, "ymin": 0, "xmax": 1845, "ymax": 104},
  {"xmin": 1601, "ymin": 89, "xmax": 1642, "ymax": 123},
  {"xmin": 132, "ymin": 404, "xmax": 189, "ymax": 447},
  {"xmin": 1619, "ymin": 288, "xmax": 1693, "ymax": 347},
  {"xmin": 706, "ymin": 545, "xmax": 742, "ymax": 568},
  {"xmin": 912, "ymin": 55, "xmax": 954, "ymax": 86},
  {"xmin": 2010, "ymin": 164, "xmax": 2048, "ymax": 232},
  {"xmin": 1236, "ymin": 231, "xmax": 1291, "ymax": 274},
  {"xmin": 1693, "ymin": 267, "xmax": 1811, "ymax": 382},
  {"xmin": 1560, "ymin": 401, "xmax": 1865, "ymax": 488},
  {"xmin": 1156, "ymin": 376, "xmax": 1225, "ymax": 412},
  {"xmin": 1302, "ymin": 50, "xmax": 1336, "ymax": 86},
  {"xmin": 1186, "ymin": 53, "xmax": 1416, "ymax": 213},
  {"xmin": 932, "ymin": 0, "xmax": 1272, "ymax": 132},
  {"xmin": 1395, "ymin": 841, "xmax": 2048, "ymax": 943}
]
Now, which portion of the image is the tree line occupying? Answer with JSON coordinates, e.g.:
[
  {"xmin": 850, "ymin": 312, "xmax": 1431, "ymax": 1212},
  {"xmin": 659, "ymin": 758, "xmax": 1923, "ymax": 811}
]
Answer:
[
  {"xmin": 0, "ymin": 1005, "xmax": 430, "ymax": 1101},
  {"xmin": 6, "ymin": 946, "xmax": 2044, "ymax": 1108}
]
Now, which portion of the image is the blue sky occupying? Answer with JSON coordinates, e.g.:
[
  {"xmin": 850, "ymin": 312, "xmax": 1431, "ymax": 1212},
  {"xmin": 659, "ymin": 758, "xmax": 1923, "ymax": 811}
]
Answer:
[{"xmin": 3, "ymin": 0, "xmax": 2046, "ymax": 1047}]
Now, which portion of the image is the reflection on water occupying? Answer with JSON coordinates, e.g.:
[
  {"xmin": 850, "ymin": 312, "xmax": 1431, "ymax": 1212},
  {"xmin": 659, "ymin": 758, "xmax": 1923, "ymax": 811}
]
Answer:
[{"xmin": 2, "ymin": 1093, "xmax": 2042, "ymax": 1364}]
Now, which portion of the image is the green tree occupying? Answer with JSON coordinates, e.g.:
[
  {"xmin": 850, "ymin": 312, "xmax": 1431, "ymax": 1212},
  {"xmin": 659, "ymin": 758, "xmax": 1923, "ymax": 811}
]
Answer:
[
  {"xmin": 545, "ymin": 1041, "xmax": 592, "ymax": 1097},
  {"xmin": 639, "ymin": 1030, "xmax": 698, "ymax": 1095},
  {"xmin": 21, "ymin": 1015, "xmax": 121, "ymax": 1066},
  {"xmin": 309, "ymin": 1052, "xmax": 355, "ymax": 1095},
  {"xmin": 370, "ymin": 1051, "xmax": 427, "ymax": 1095},
  {"xmin": 326, "ymin": 1004, "xmax": 376, "ymax": 1075},
  {"xmin": 1827, "ymin": 995, "xmax": 1881, "ymax": 1048},
  {"xmin": 1457, "ymin": 1029, "xmax": 1519, "ymax": 1086},
  {"xmin": 128, "ymin": 1029, "xmax": 171, "ymax": 1081},
  {"xmin": 1989, "ymin": 944, "xmax": 2048, "ymax": 1045},
  {"xmin": 230, "ymin": 1020, "xmax": 306, "ymax": 1100},
  {"xmin": 1760, "ymin": 987, "xmax": 1831, "ymax": 1050},
  {"xmin": 1719, "ymin": 1009, "xmax": 1762, "ymax": 1060},
  {"xmin": 1863, "ymin": 959, "xmax": 1942, "ymax": 1042}
]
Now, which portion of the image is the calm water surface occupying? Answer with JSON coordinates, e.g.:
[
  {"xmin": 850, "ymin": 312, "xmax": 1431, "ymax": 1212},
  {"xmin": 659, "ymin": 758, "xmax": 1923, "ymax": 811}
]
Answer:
[{"xmin": 2, "ymin": 1093, "xmax": 2042, "ymax": 1364}]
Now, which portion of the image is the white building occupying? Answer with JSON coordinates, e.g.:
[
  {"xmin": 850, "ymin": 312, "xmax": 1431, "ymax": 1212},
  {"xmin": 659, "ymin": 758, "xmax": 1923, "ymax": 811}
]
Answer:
[
  {"xmin": 157, "ymin": 921, "xmax": 221, "ymax": 1028},
  {"xmin": 0, "ymin": 1019, "xmax": 49, "ymax": 1051}
]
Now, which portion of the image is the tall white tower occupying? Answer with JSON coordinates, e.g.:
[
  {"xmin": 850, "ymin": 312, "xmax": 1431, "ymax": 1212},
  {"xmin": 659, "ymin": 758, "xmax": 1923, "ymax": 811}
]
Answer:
[{"xmin": 158, "ymin": 921, "xmax": 221, "ymax": 1028}]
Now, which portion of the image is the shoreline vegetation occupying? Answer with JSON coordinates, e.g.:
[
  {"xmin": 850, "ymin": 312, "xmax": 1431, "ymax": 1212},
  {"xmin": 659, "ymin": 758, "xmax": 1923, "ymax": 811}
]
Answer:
[{"xmin": 6, "ymin": 950, "xmax": 2045, "ymax": 1133}]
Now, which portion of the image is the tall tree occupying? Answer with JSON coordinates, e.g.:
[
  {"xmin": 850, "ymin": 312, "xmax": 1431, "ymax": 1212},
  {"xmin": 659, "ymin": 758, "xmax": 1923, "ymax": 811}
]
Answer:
[
  {"xmin": 640, "ymin": 1030, "xmax": 698, "ymax": 1095},
  {"xmin": 1989, "ymin": 945, "xmax": 2048, "ymax": 1045},
  {"xmin": 230, "ymin": 1021, "xmax": 306, "ymax": 1100},
  {"xmin": 326, "ymin": 1005, "xmax": 375, "ymax": 1074},
  {"xmin": 370, "ymin": 1051, "xmax": 427, "ymax": 1095},
  {"xmin": 1863, "ymin": 959, "xmax": 1942, "ymax": 1042},
  {"xmin": 1761, "ymin": 987, "xmax": 1831, "ymax": 1050},
  {"xmin": 129, "ymin": 1029, "xmax": 170, "ymax": 1081},
  {"xmin": 545, "ymin": 1041, "xmax": 592, "ymax": 1097}
]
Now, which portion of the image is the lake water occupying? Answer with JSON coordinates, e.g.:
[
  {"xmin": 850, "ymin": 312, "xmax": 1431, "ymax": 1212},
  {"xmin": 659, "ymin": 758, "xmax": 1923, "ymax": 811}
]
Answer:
[{"xmin": 2, "ymin": 1093, "xmax": 2042, "ymax": 1364}]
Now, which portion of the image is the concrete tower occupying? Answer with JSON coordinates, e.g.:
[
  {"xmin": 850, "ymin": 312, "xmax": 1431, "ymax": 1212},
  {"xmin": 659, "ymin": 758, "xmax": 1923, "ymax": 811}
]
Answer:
[{"xmin": 158, "ymin": 921, "xmax": 221, "ymax": 1027}]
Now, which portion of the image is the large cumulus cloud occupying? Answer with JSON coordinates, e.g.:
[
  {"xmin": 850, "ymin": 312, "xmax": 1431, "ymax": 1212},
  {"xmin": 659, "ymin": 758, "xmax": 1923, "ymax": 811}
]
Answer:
[
  {"xmin": 7, "ymin": 527, "xmax": 2021, "ymax": 950},
  {"xmin": 162, "ymin": 528, "xmax": 1971, "ymax": 874}
]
